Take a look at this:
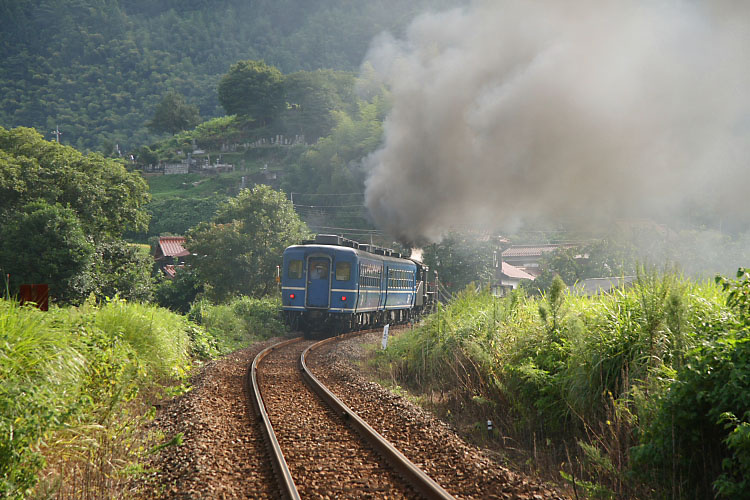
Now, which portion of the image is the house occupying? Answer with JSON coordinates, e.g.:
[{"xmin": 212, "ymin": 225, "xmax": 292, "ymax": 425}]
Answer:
[
  {"xmin": 154, "ymin": 236, "xmax": 190, "ymax": 278},
  {"xmin": 492, "ymin": 261, "xmax": 536, "ymax": 296},
  {"xmin": 501, "ymin": 244, "xmax": 580, "ymax": 277}
]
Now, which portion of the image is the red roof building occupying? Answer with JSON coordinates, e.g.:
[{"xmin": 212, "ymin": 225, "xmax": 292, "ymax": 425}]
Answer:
[
  {"xmin": 154, "ymin": 236, "xmax": 190, "ymax": 261},
  {"xmin": 154, "ymin": 236, "xmax": 190, "ymax": 279}
]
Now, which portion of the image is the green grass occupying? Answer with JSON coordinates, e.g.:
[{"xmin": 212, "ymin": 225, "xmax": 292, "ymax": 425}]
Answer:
[
  {"xmin": 188, "ymin": 295, "xmax": 288, "ymax": 352},
  {"xmin": 375, "ymin": 271, "xmax": 739, "ymax": 498},
  {"xmin": 0, "ymin": 297, "xmax": 207, "ymax": 499},
  {"xmin": 146, "ymin": 170, "xmax": 251, "ymax": 200}
]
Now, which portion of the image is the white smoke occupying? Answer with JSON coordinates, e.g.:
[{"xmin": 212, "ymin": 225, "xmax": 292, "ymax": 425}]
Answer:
[{"xmin": 362, "ymin": 0, "xmax": 750, "ymax": 244}]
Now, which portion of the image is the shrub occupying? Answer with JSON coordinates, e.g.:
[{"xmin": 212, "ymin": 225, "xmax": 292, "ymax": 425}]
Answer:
[
  {"xmin": 189, "ymin": 295, "xmax": 287, "ymax": 352},
  {"xmin": 632, "ymin": 335, "xmax": 750, "ymax": 498},
  {"xmin": 632, "ymin": 269, "xmax": 750, "ymax": 498}
]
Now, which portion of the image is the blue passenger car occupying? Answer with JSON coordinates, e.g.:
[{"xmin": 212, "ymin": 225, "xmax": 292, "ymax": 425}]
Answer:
[{"xmin": 281, "ymin": 234, "xmax": 434, "ymax": 337}]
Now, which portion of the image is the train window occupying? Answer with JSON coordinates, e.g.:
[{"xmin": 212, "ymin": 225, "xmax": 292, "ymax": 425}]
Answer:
[
  {"xmin": 359, "ymin": 264, "xmax": 382, "ymax": 288},
  {"xmin": 310, "ymin": 260, "xmax": 329, "ymax": 280},
  {"xmin": 336, "ymin": 262, "xmax": 351, "ymax": 281},
  {"xmin": 288, "ymin": 260, "xmax": 303, "ymax": 279}
]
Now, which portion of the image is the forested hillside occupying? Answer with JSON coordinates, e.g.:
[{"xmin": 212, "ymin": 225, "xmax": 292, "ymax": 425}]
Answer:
[{"xmin": 0, "ymin": 0, "xmax": 460, "ymax": 151}]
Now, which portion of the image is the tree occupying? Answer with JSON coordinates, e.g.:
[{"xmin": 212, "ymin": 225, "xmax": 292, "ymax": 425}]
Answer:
[
  {"xmin": 0, "ymin": 201, "xmax": 94, "ymax": 303},
  {"xmin": 0, "ymin": 126, "xmax": 150, "ymax": 239},
  {"xmin": 89, "ymin": 240, "xmax": 154, "ymax": 303},
  {"xmin": 280, "ymin": 69, "xmax": 357, "ymax": 142},
  {"xmin": 422, "ymin": 233, "xmax": 495, "ymax": 296},
  {"xmin": 186, "ymin": 185, "xmax": 309, "ymax": 301},
  {"xmin": 0, "ymin": 126, "xmax": 153, "ymax": 304},
  {"xmin": 217, "ymin": 60, "xmax": 284, "ymax": 123},
  {"xmin": 540, "ymin": 247, "xmax": 583, "ymax": 285},
  {"xmin": 146, "ymin": 91, "xmax": 201, "ymax": 134}
]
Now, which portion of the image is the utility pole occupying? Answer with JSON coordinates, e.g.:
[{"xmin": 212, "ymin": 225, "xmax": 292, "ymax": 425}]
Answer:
[{"xmin": 51, "ymin": 126, "xmax": 62, "ymax": 143}]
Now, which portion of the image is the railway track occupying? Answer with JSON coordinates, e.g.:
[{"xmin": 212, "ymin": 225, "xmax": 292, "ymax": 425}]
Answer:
[{"xmin": 248, "ymin": 332, "xmax": 455, "ymax": 499}]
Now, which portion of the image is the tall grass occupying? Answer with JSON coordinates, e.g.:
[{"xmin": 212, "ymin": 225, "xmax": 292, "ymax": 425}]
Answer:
[
  {"xmin": 189, "ymin": 295, "xmax": 288, "ymax": 352},
  {"xmin": 376, "ymin": 271, "xmax": 735, "ymax": 498},
  {"xmin": 94, "ymin": 299, "xmax": 191, "ymax": 379},
  {"xmin": 0, "ymin": 300, "xmax": 84, "ymax": 498},
  {"xmin": 0, "ymin": 297, "xmax": 204, "ymax": 499}
]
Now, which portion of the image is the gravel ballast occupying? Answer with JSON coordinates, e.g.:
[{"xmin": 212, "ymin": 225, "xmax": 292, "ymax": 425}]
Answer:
[{"xmin": 138, "ymin": 333, "xmax": 568, "ymax": 499}]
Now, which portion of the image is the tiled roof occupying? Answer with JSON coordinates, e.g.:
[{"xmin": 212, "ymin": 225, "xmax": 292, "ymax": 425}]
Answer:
[
  {"xmin": 158, "ymin": 237, "xmax": 190, "ymax": 258},
  {"xmin": 501, "ymin": 262, "xmax": 536, "ymax": 280},
  {"xmin": 163, "ymin": 264, "xmax": 177, "ymax": 278}
]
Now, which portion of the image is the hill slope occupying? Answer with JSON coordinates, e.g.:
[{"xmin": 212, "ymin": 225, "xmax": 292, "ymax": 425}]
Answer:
[{"xmin": 0, "ymin": 0, "xmax": 460, "ymax": 151}]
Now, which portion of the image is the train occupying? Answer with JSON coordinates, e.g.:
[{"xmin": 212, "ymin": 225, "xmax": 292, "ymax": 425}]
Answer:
[{"xmin": 280, "ymin": 234, "xmax": 437, "ymax": 337}]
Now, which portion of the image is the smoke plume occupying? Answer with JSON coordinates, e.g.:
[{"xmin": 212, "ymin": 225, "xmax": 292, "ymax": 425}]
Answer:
[{"xmin": 362, "ymin": 0, "xmax": 750, "ymax": 244}]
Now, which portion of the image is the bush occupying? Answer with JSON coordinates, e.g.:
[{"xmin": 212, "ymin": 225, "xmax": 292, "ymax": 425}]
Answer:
[
  {"xmin": 154, "ymin": 267, "xmax": 204, "ymax": 314},
  {"xmin": 632, "ymin": 269, "xmax": 750, "ymax": 498},
  {"xmin": 189, "ymin": 295, "xmax": 288, "ymax": 352}
]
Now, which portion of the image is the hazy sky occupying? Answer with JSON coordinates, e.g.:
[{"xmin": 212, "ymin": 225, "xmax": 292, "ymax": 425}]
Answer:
[{"xmin": 361, "ymin": 0, "xmax": 750, "ymax": 244}]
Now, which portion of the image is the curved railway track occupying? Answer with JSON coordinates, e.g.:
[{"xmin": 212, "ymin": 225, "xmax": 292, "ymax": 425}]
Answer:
[{"xmin": 248, "ymin": 332, "xmax": 455, "ymax": 500}]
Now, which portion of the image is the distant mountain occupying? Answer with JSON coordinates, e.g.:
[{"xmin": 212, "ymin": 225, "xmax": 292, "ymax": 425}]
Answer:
[{"xmin": 0, "ymin": 0, "xmax": 461, "ymax": 151}]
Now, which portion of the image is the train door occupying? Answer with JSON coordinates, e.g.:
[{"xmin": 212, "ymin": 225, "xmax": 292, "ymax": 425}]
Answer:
[
  {"xmin": 306, "ymin": 256, "xmax": 331, "ymax": 308},
  {"xmin": 382, "ymin": 265, "xmax": 389, "ymax": 309}
]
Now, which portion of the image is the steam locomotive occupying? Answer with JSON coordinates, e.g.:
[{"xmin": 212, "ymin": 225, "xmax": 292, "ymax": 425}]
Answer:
[{"xmin": 281, "ymin": 234, "xmax": 436, "ymax": 337}]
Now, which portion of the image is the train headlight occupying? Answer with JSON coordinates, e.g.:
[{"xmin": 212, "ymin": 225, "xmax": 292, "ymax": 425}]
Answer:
[
  {"xmin": 341, "ymin": 295, "xmax": 347, "ymax": 301},
  {"xmin": 289, "ymin": 293, "xmax": 295, "ymax": 300}
]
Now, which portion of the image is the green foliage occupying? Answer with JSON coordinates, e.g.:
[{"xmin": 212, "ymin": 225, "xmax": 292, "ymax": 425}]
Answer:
[
  {"xmin": 422, "ymin": 233, "xmax": 496, "ymax": 296},
  {"xmin": 143, "ymin": 196, "xmax": 222, "ymax": 238},
  {"xmin": 632, "ymin": 269, "xmax": 750, "ymax": 498},
  {"xmin": 526, "ymin": 240, "xmax": 638, "ymax": 295},
  {"xmin": 0, "ymin": 297, "xmax": 202, "ymax": 497},
  {"xmin": 186, "ymin": 185, "xmax": 309, "ymax": 301},
  {"xmin": 0, "ymin": 126, "xmax": 152, "ymax": 304},
  {"xmin": 0, "ymin": 126, "xmax": 150, "ymax": 237},
  {"xmin": 632, "ymin": 335, "xmax": 750, "ymax": 498},
  {"xmin": 717, "ymin": 268, "xmax": 750, "ymax": 327},
  {"xmin": 715, "ymin": 412, "xmax": 750, "ymax": 498},
  {"xmin": 189, "ymin": 295, "xmax": 287, "ymax": 352},
  {"xmin": 376, "ymin": 270, "xmax": 734, "ymax": 498},
  {"xmin": 154, "ymin": 267, "xmax": 204, "ymax": 314},
  {"xmin": 147, "ymin": 91, "xmax": 201, "ymax": 135},
  {"xmin": 218, "ymin": 60, "xmax": 284, "ymax": 122},
  {"xmin": 0, "ymin": 201, "xmax": 94, "ymax": 302},
  {"xmin": 89, "ymin": 240, "xmax": 154, "ymax": 303},
  {"xmin": 280, "ymin": 99, "xmax": 387, "ymax": 215},
  {"xmin": 538, "ymin": 275, "xmax": 567, "ymax": 335},
  {"xmin": 280, "ymin": 69, "xmax": 357, "ymax": 142},
  {"xmin": 0, "ymin": 300, "xmax": 83, "ymax": 498},
  {"xmin": 1, "ymin": 0, "xmax": 454, "ymax": 150},
  {"xmin": 94, "ymin": 299, "xmax": 192, "ymax": 379}
]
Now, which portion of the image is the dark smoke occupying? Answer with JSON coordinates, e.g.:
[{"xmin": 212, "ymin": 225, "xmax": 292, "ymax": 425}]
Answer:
[{"xmin": 362, "ymin": 0, "xmax": 750, "ymax": 244}]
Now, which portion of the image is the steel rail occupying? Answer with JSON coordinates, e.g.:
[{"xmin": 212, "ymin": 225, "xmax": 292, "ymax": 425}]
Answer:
[
  {"xmin": 300, "ymin": 332, "xmax": 456, "ymax": 500},
  {"xmin": 247, "ymin": 337, "xmax": 302, "ymax": 500}
]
